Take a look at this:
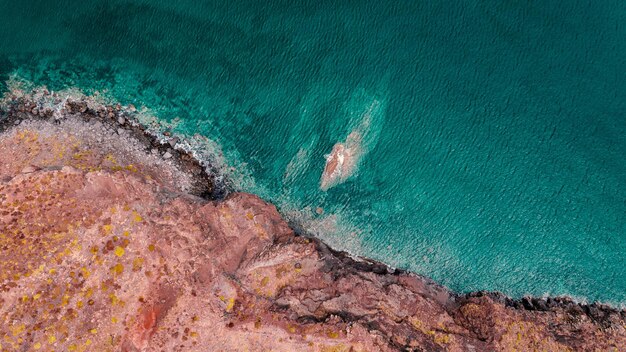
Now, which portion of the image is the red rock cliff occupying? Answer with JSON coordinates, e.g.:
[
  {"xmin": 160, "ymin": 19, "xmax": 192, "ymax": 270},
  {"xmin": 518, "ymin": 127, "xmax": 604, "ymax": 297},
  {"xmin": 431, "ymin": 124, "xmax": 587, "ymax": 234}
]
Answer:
[{"xmin": 0, "ymin": 94, "xmax": 624, "ymax": 351}]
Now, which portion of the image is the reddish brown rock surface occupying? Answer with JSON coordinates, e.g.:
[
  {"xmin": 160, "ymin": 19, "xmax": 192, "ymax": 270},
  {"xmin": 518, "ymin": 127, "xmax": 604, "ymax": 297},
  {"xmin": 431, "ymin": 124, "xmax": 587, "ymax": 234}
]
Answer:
[{"xmin": 0, "ymin": 96, "xmax": 625, "ymax": 351}]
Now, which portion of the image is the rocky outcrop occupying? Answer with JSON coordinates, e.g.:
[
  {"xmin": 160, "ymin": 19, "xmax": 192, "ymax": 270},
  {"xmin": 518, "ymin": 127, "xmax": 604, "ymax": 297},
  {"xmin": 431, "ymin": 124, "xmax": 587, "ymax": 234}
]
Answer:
[{"xmin": 0, "ymin": 92, "xmax": 624, "ymax": 351}]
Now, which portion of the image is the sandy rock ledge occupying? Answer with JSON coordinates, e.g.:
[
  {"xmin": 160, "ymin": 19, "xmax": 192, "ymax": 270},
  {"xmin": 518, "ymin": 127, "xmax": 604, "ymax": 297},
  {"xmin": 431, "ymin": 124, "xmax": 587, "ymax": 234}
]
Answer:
[{"xmin": 0, "ymin": 95, "xmax": 625, "ymax": 351}]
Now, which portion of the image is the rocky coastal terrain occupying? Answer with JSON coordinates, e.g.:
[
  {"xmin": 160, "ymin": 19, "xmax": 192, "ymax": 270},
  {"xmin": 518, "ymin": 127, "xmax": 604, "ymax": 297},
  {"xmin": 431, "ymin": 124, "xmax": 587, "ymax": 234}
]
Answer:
[{"xmin": 0, "ymin": 88, "xmax": 625, "ymax": 351}]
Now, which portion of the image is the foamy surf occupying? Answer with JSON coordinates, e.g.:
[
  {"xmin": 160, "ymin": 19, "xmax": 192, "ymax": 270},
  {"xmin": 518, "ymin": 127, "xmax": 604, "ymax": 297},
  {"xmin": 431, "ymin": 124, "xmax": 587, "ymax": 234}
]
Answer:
[{"xmin": 1, "ymin": 75, "xmax": 250, "ymax": 198}]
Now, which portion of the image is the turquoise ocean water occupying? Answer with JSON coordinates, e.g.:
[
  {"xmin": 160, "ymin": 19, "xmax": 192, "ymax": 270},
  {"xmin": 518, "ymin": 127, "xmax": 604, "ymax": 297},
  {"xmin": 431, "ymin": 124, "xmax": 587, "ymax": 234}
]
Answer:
[{"xmin": 1, "ymin": 0, "xmax": 625, "ymax": 304}]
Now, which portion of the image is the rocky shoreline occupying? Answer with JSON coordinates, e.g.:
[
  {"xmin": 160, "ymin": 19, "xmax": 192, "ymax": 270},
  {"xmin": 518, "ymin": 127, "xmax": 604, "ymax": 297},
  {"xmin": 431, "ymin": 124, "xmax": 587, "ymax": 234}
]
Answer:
[{"xmin": 0, "ymin": 88, "xmax": 624, "ymax": 351}]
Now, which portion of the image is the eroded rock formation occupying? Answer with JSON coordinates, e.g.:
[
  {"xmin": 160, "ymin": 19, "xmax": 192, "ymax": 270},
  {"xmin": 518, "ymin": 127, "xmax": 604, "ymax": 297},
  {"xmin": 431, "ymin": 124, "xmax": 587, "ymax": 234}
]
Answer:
[{"xmin": 0, "ymin": 94, "xmax": 624, "ymax": 351}]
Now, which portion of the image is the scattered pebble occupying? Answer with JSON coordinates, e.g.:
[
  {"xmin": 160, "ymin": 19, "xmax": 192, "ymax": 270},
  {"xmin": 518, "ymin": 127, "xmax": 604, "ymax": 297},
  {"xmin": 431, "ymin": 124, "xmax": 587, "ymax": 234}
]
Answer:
[{"xmin": 163, "ymin": 152, "xmax": 172, "ymax": 159}]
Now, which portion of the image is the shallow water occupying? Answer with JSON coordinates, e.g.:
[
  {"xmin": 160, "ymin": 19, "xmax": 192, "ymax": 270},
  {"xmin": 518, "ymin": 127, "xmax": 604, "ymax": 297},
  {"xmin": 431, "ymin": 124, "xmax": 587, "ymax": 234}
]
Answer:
[{"xmin": 1, "ymin": 0, "xmax": 625, "ymax": 304}]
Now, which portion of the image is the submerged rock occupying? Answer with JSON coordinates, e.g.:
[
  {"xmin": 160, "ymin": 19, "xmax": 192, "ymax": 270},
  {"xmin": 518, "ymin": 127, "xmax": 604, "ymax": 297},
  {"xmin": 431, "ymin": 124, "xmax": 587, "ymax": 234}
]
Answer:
[{"xmin": 0, "ymin": 97, "xmax": 624, "ymax": 351}]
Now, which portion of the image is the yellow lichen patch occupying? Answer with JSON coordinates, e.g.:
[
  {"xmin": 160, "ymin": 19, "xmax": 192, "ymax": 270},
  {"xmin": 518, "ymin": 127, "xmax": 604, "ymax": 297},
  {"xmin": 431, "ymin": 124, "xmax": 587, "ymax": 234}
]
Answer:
[
  {"xmin": 72, "ymin": 152, "xmax": 88, "ymax": 160},
  {"xmin": 409, "ymin": 316, "xmax": 434, "ymax": 336},
  {"xmin": 131, "ymin": 211, "xmax": 143, "ymax": 223},
  {"xmin": 113, "ymin": 246, "xmax": 125, "ymax": 257},
  {"xmin": 245, "ymin": 212, "xmax": 254, "ymax": 220},
  {"xmin": 104, "ymin": 154, "xmax": 117, "ymax": 164},
  {"xmin": 433, "ymin": 333, "xmax": 452, "ymax": 345},
  {"xmin": 148, "ymin": 244, "xmax": 155, "ymax": 252},
  {"xmin": 225, "ymin": 298, "xmax": 236, "ymax": 312},
  {"xmin": 16, "ymin": 130, "xmax": 39, "ymax": 142},
  {"xmin": 109, "ymin": 293, "xmax": 121, "ymax": 306},
  {"xmin": 80, "ymin": 267, "xmax": 90, "ymax": 278},
  {"xmin": 111, "ymin": 263, "xmax": 124, "ymax": 275},
  {"xmin": 101, "ymin": 224, "xmax": 113, "ymax": 236},
  {"xmin": 132, "ymin": 257, "xmax": 144, "ymax": 271},
  {"xmin": 499, "ymin": 320, "xmax": 570, "ymax": 351},
  {"xmin": 10, "ymin": 324, "xmax": 25, "ymax": 336},
  {"xmin": 260, "ymin": 276, "xmax": 269, "ymax": 287},
  {"xmin": 326, "ymin": 330, "xmax": 340, "ymax": 339}
]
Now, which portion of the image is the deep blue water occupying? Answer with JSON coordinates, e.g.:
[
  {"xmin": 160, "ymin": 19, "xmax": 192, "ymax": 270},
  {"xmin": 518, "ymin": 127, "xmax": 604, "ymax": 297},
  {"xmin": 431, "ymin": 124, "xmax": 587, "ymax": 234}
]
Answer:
[{"xmin": 1, "ymin": 0, "xmax": 625, "ymax": 304}]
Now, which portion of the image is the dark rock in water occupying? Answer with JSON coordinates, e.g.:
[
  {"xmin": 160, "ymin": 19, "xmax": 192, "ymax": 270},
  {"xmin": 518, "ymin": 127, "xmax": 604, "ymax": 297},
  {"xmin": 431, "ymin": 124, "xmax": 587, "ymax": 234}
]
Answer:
[
  {"xmin": 532, "ymin": 297, "xmax": 550, "ymax": 311},
  {"xmin": 168, "ymin": 136, "xmax": 179, "ymax": 147},
  {"xmin": 522, "ymin": 296, "xmax": 535, "ymax": 310}
]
